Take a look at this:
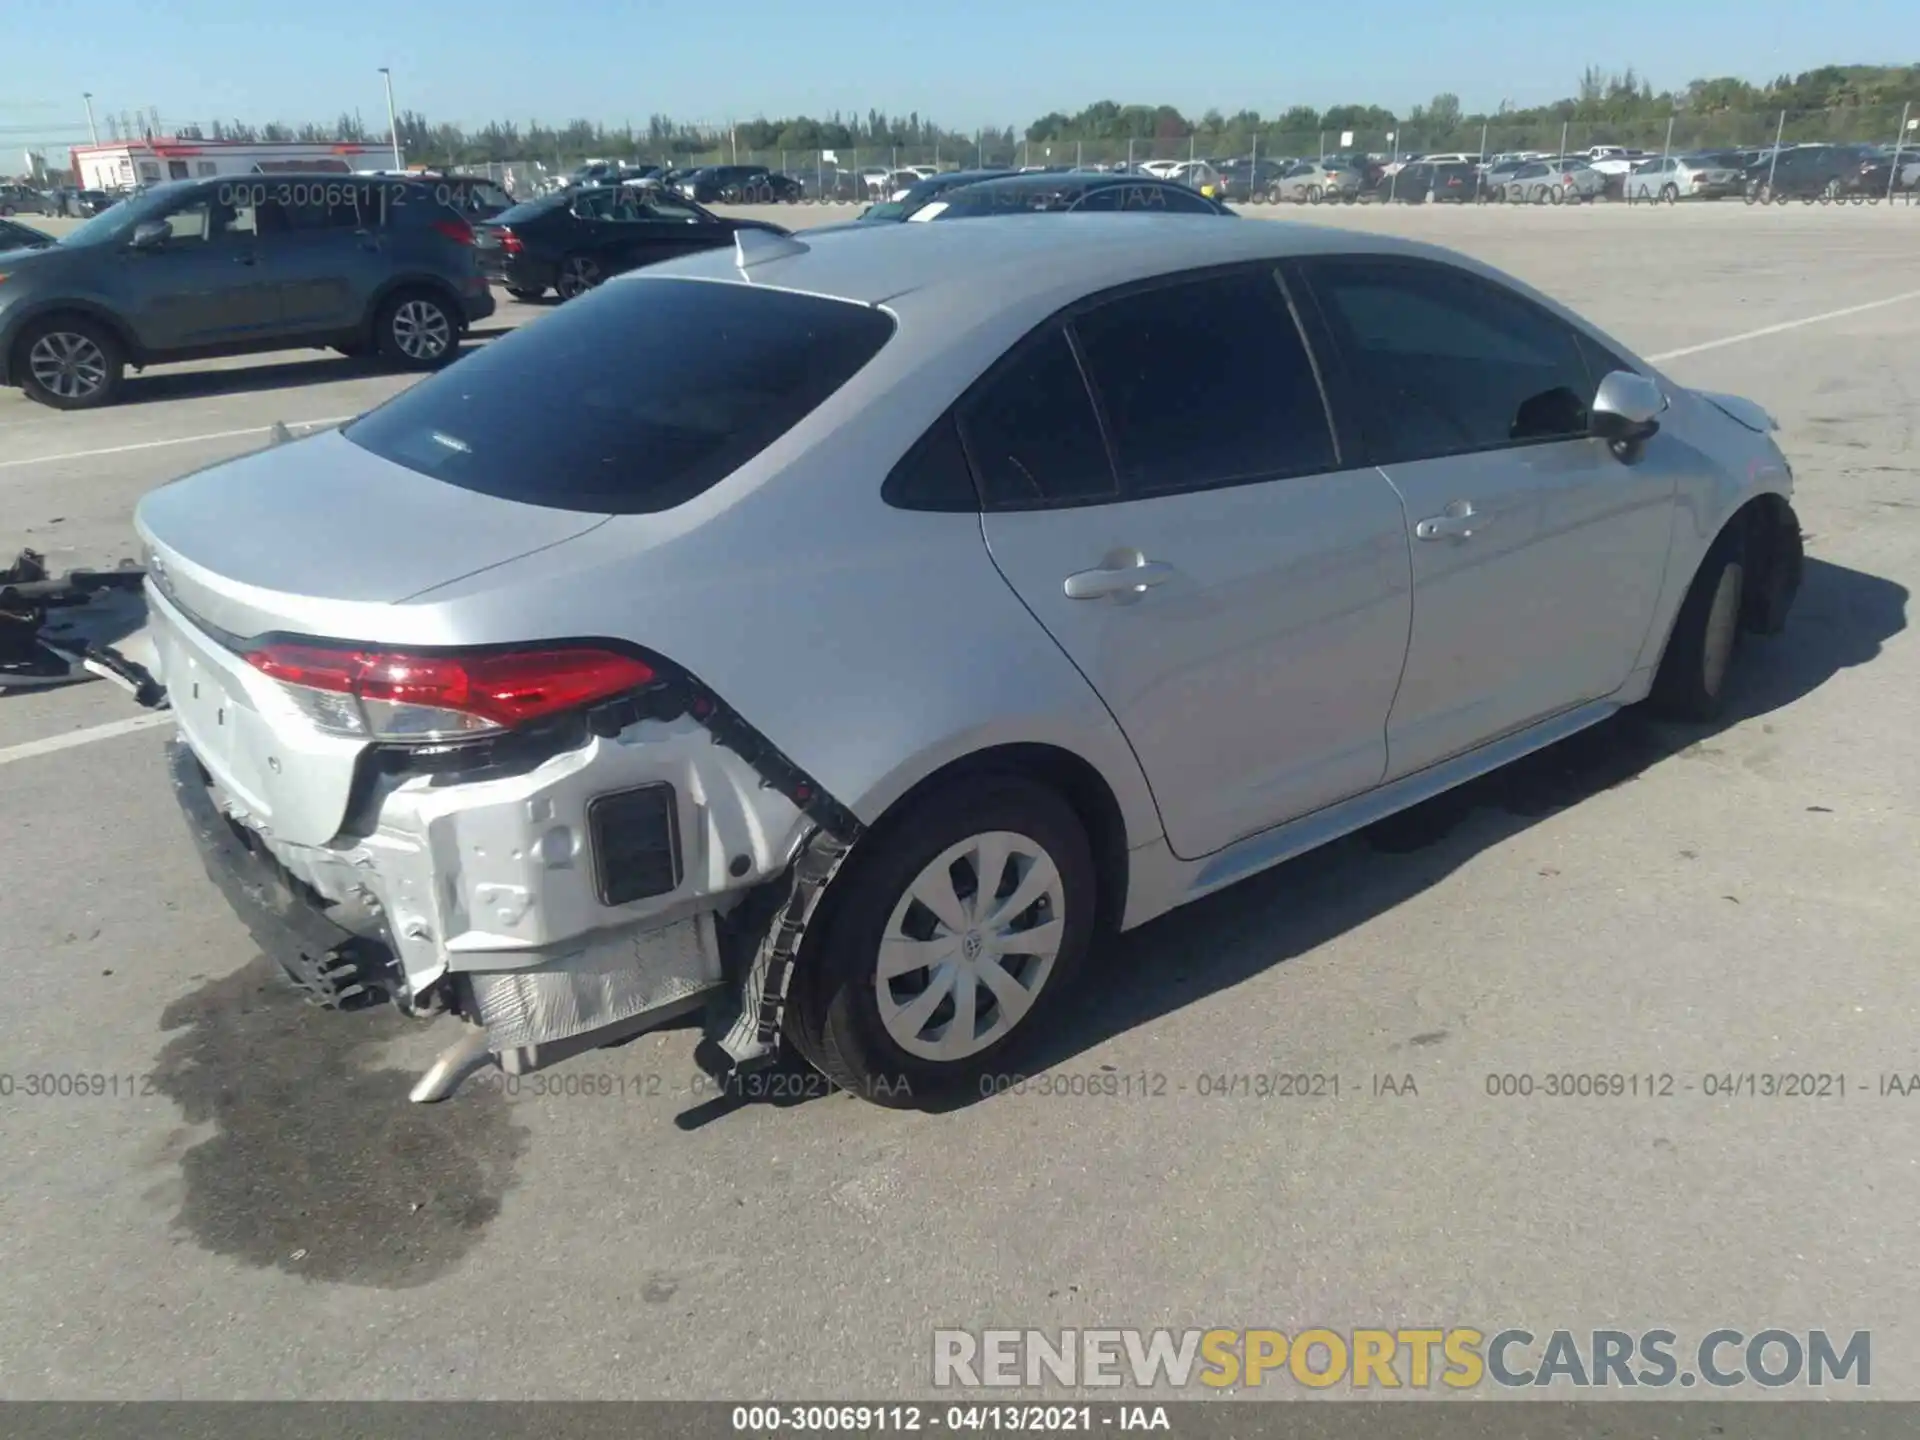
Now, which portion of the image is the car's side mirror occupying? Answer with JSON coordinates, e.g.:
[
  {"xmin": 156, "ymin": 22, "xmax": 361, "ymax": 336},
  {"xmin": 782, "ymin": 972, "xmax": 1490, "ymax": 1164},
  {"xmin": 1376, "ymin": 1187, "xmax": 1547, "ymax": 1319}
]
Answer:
[
  {"xmin": 1590, "ymin": 370, "xmax": 1663, "ymax": 449},
  {"xmin": 129, "ymin": 220, "xmax": 171, "ymax": 251}
]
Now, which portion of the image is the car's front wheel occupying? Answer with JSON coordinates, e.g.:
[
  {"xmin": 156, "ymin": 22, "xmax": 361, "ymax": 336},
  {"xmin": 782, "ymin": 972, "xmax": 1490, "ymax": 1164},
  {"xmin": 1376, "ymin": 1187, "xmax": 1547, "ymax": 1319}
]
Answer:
[
  {"xmin": 16, "ymin": 315, "xmax": 124, "ymax": 410},
  {"xmin": 375, "ymin": 291, "xmax": 459, "ymax": 370},
  {"xmin": 788, "ymin": 774, "xmax": 1097, "ymax": 1108},
  {"xmin": 1649, "ymin": 528, "xmax": 1746, "ymax": 722}
]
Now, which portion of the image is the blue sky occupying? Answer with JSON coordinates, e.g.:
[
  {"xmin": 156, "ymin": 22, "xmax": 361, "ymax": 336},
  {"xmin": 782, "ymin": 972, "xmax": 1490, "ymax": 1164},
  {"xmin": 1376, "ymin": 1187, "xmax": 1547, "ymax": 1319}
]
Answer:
[{"xmin": 2, "ymin": 0, "xmax": 1904, "ymax": 154}]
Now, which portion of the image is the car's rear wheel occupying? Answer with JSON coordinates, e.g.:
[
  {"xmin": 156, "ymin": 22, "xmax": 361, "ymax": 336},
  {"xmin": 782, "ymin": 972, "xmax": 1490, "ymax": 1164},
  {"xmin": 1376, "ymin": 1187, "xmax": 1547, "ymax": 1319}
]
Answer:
[
  {"xmin": 1305, "ymin": 184, "xmax": 1323, "ymax": 204},
  {"xmin": 16, "ymin": 315, "xmax": 124, "ymax": 410},
  {"xmin": 1649, "ymin": 528, "xmax": 1747, "ymax": 722},
  {"xmin": 788, "ymin": 774, "xmax": 1097, "ymax": 1108},
  {"xmin": 1660, "ymin": 182, "xmax": 1679, "ymax": 203},
  {"xmin": 555, "ymin": 253, "xmax": 601, "ymax": 300},
  {"xmin": 375, "ymin": 290, "xmax": 459, "ymax": 370}
]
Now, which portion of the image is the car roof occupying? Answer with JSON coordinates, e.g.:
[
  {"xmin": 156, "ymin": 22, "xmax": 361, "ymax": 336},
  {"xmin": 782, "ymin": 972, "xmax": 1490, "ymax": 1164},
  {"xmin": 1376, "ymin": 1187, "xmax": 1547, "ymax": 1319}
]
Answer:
[{"xmin": 635, "ymin": 212, "xmax": 1492, "ymax": 320}]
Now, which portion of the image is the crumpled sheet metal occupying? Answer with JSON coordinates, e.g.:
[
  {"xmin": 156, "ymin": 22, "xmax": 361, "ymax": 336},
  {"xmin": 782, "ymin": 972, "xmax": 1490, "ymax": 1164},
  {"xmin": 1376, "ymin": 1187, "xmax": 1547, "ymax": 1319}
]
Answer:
[{"xmin": 468, "ymin": 911, "xmax": 724, "ymax": 1058}]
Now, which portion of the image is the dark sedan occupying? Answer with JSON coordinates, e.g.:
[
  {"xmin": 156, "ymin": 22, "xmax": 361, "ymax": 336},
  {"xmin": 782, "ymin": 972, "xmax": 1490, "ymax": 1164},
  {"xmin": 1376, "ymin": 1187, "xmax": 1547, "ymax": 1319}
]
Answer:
[
  {"xmin": 474, "ymin": 186, "xmax": 791, "ymax": 300},
  {"xmin": 1745, "ymin": 144, "xmax": 1894, "ymax": 201},
  {"xmin": 1375, "ymin": 161, "xmax": 1480, "ymax": 203},
  {"xmin": 673, "ymin": 165, "xmax": 802, "ymax": 204},
  {"xmin": 858, "ymin": 168, "xmax": 1019, "ymax": 221},
  {"xmin": 0, "ymin": 217, "xmax": 56, "ymax": 251},
  {"xmin": 908, "ymin": 172, "xmax": 1236, "ymax": 219}
]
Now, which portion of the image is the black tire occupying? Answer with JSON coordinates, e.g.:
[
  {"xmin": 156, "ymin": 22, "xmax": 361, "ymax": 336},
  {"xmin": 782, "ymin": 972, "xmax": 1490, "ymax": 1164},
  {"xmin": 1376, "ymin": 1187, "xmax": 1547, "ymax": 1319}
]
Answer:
[
  {"xmin": 1549, "ymin": 184, "xmax": 1565, "ymax": 205},
  {"xmin": 14, "ymin": 314, "xmax": 125, "ymax": 410},
  {"xmin": 374, "ymin": 289, "xmax": 460, "ymax": 370},
  {"xmin": 1648, "ymin": 527, "xmax": 1748, "ymax": 722},
  {"xmin": 555, "ymin": 253, "xmax": 602, "ymax": 300},
  {"xmin": 505, "ymin": 285, "xmax": 545, "ymax": 301},
  {"xmin": 787, "ymin": 773, "xmax": 1098, "ymax": 1108},
  {"xmin": 1661, "ymin": 182, "xmax": 1679, "ymax": 204}
]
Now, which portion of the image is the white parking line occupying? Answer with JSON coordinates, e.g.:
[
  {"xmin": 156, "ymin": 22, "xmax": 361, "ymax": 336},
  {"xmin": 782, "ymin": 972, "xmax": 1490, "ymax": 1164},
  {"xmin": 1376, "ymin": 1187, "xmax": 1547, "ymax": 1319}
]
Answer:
[
  {"xmin": 0, "ymin": 711, "xmax": 174, "ymax": 769},
  {"xmin": 0, "ymin": 415, "xmax": 354, "ymax": 470},
  {"xmin": 1647, "ymin": 289, "xmax": 1920, "ymax": 362}
]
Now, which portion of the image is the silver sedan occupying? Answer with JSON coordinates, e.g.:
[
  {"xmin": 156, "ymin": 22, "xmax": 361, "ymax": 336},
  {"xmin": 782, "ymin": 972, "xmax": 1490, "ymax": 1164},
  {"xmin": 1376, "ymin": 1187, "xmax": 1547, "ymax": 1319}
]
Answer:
[
  {"xmin": 1498, "ymin": 159, "xmax": 1609, "ymax": 202},
  {"xmin": 1268, "ymin": 160, "xmax": 1366, "ymax": 202},
  {"xmin": 133, "ymin": 216, "xmax": 1803, "ymax": 1108}
]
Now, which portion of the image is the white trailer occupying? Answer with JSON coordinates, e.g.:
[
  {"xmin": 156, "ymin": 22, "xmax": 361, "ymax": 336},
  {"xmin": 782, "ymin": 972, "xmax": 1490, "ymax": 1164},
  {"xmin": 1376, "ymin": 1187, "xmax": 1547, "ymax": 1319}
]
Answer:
[{"xmin": 68, "ymin": 139, "xmax": 396, "ymax": 191}]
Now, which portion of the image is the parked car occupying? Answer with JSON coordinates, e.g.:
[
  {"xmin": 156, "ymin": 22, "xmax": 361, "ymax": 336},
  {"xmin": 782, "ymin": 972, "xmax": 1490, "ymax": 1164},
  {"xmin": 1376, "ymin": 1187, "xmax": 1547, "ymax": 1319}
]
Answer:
[
  {"xmin": 1497, "ymin": 159, "xmax": 1607, "ymax": 202},
  {"xmin": 905, "ymin": 173, "xmax": 1235, "ymax": 219},
  {"xmin": 0, "ymin": 217, "xmax": 56, "ymax": 251},
  {"xmin": 1375, "ymin": 161, "xmax": 1480, "ymax": 203},
  {"xmin": 63, "ymin": 189, "xmax": 115, "ymax": 217},
  {"xmin": 1215, "ymin": 158, "xmax": 1292, "ymax": 202},
  {"xmin": 133, "ymin": 216, "xmax": 1803, "ymax": 1108},
  {"xmin": 1624, "ymin": 154, "xmax": 1745, "ymax": 201},
  {"xmin": 1161, "ymin": 160, "xmax": 1225, "ymax": 198},
  {"xmin": 1266, "ymin": 160, "xmax": 1365, "ymax": 203},
  {"xmin": 474, "ymin": 185, "xmax": 790, "ymax": 300},
  {"xmin": 0, "ymin": 174, "xmax": 493, "ymax": 409},
  {"xmin": 859, "ymin": 168, "xmax": 1019, "ymax": 221},
  {"xmin": 671, "ymin": 165, "xmax": 801, "ymax": 204},
  {"xmin": 1744, "ymin": 144, "xmax": 1890, "ymax": 201},
  {"xmin": 0, "ymin": 184, "xmax": 54, "ymax": 217}
]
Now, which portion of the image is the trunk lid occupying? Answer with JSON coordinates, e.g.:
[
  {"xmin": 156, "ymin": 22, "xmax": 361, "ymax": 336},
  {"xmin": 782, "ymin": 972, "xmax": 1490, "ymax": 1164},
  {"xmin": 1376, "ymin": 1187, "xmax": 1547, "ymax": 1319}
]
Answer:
[
  {"xmin": 135, "ymin": 428, "xmax": 609, "ymax": 847},
  {"xmin": 135, "ymin": 427, "xmax": 607, "ymax": 640}
]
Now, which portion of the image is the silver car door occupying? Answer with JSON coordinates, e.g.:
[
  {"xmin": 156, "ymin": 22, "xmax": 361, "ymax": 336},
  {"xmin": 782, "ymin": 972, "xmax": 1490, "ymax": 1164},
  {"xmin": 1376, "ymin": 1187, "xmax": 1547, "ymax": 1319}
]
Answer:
[
  {"xmin": 1298, "ymin": 254, "xmax": 1678, "ymax": 780},
  {"xmin": 976, "ymin": 265, "xmax": 1412, "ymax": 861}
]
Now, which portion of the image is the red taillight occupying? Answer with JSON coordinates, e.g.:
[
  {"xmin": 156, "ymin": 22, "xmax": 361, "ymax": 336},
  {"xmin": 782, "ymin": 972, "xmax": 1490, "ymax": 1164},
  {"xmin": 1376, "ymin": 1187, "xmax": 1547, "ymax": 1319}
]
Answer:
[
  {"xmin": 498, "ymin": 226, "xmax": 523, "ymax": 255},
  {"xmin": 432, "ymin": 216, "xmax": 475, "ymax": 245},
  {"xmin": 246, "ymin": 643, "xmax": 656, "ymax": 742}
]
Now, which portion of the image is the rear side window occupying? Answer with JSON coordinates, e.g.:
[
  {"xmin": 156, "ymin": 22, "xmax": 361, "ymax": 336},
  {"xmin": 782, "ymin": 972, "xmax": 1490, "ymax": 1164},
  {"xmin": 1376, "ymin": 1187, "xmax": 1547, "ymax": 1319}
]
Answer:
[
  {"xmin": 344, "ymin": 279, "xmax": 895, "ymax": 514},
  {"xmin": 1070, "ymin": 269, "xmax": 1336, "ymax": 494},
  {"xmin": 958, "ymin": 328, "xmax": 1116, "ymax": 507}
]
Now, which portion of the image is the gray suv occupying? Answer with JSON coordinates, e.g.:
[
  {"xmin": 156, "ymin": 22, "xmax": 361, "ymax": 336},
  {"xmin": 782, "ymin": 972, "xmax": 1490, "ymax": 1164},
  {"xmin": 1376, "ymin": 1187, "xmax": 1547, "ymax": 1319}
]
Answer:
[
  {"xmin": 0, "ymin": 174, "xmax": 495, "ymax": 409},
  {"xmin": 0, "ymin": 183, "xmax": 54, "ymax": 216}
]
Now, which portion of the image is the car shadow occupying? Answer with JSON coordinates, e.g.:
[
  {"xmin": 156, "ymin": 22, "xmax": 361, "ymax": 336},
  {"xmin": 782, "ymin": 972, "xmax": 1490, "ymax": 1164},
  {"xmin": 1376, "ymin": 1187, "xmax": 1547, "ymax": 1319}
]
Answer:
[
  {"xmin": 112, "ymin": 327, "xmax": 515, "ymax": 407},
  {"xmin": 918, "ymin": 555, "xmax": 1907, "ymax": 1111}
]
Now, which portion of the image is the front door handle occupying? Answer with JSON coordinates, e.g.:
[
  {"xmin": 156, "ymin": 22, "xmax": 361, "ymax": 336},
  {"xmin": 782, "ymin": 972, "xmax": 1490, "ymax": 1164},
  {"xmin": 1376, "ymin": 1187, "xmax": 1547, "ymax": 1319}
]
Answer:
[
  {"xmin": 1064, "ymin": 557, "xmax": 1174, "ymax": 600},
  {"xmin": 1415, "ymin": 501, "xmax": 1480, "ymax": 541}
]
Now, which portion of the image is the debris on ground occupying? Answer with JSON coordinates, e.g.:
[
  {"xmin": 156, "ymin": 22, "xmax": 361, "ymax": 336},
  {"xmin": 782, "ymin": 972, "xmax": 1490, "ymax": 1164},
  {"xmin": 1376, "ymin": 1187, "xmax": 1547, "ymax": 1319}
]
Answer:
[{"xmin": 0, "ymin": 547, "xmax": 162, "ymax": 701}]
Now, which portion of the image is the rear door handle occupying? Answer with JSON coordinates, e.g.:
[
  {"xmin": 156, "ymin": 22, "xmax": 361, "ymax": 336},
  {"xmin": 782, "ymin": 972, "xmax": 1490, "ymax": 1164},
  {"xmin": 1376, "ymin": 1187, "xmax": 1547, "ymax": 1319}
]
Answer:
[
  {"xmin": 1064, "ymin": 558, "xmax": 1174, "ymax": 600},
  {"xmin": 1415, "ymin": 501, "xmax": 1480, "ymax": 541}
]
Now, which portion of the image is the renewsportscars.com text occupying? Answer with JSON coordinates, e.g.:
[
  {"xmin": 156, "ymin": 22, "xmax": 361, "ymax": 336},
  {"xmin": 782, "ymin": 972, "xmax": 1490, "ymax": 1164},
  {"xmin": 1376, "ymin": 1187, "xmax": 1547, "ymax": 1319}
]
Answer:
[{"xmin": 932, "ymin": 1328, "xmax": 1870, "ymax": 1390}]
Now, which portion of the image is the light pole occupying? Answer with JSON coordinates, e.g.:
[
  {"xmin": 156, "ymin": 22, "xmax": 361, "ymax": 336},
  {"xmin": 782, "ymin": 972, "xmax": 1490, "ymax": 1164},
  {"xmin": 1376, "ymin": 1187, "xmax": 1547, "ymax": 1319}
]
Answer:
[
  {"xmin": 82, "ymin": 92, "xmax": 99, "ymax": 146},
  {"xmin": 378, "ymin": 67, "xmax": 401, "ymax": 170}
]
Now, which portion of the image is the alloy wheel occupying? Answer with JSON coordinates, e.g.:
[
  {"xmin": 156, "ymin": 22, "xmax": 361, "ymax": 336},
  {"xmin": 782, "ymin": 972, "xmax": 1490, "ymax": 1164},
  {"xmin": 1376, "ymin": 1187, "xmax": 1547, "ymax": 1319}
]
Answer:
[
  {"xmin": 27, "ymin": 331, "xmax": 108, "ymax": 401},
  {"xmin": 389, "ymin": 300, "xmax": 452, "ymax": 361},
  {"xmin": 558, "ymin": 256, "xmax": 600, "ymax": 298},
  {"xmin": 873, "ymin": 830, "xmax": 1066, "ymax": 1063}
]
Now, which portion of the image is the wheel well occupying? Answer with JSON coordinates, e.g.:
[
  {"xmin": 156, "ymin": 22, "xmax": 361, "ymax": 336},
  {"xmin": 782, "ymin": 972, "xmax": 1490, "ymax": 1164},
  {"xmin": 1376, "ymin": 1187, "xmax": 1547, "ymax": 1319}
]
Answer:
[
  {"xmin": 868, "ymin": 744, "xmax": 1132, "ymax": 940},
  {"xmin": 1733, "ymin": 492, "xmax": 1803, "ymax": 634}
]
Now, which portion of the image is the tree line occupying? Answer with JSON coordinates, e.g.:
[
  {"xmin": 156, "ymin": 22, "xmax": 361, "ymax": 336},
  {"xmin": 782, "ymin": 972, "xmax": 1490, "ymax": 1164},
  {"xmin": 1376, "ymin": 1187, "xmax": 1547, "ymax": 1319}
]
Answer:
[{"xmin": 118, "ymin": 63, "xmax": 1918, "ymax": 168}]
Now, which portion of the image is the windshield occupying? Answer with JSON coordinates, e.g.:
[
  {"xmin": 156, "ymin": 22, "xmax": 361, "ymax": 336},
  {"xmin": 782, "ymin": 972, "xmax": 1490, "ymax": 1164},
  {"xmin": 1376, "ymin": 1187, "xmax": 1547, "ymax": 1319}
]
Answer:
[
  {"xmin": 492, "ymin": 193, "xmax": 569, "ymax": 225},
  {"xmin": 58, "ymin": 185, "xmax": 181, "ymax": 246}
]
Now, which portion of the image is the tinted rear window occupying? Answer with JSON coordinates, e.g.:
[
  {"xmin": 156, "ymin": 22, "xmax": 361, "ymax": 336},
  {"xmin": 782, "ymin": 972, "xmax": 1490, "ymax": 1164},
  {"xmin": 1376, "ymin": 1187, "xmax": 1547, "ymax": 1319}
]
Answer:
[{"xmin": 343, "ymin": 279, "xmax": 895, "ymax": 514}]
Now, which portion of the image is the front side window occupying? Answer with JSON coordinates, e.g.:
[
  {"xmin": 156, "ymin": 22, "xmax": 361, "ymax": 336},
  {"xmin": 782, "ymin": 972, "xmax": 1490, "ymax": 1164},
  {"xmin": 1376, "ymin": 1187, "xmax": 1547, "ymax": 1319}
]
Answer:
[
  {"xmin": 345, "ymin": 279, "xmax": 896, "ymax": 514},
  {"xmin": 1304, "ymin": 256, "xmax": 1595, "ymax": 465}
]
